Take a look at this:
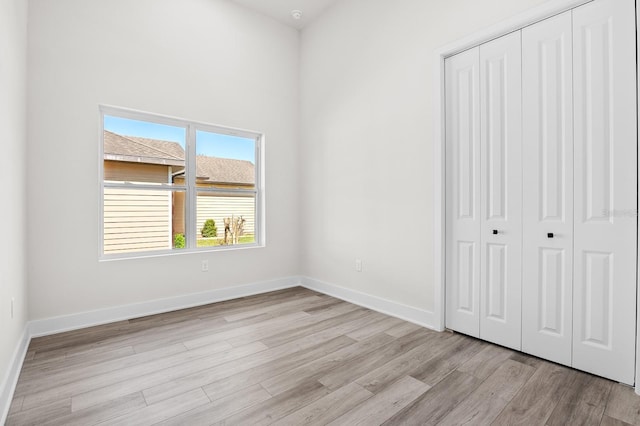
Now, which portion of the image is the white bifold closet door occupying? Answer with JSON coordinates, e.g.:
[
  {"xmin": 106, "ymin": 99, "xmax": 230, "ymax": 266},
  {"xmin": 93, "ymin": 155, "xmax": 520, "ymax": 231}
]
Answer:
[
  {"xmin": 479, "ymin": 32, "xmax": 522, "ymax": 351},
  {"xmin": 572, "ymin": 0, "xmax": 637, "ymax": 384},
  {"xmin": 445, "ymin": 47, "xmax": 481, "ymax": 338},
  {"xmin": 445, "ymin": 31, "xmax": 522, "ymax": 350},
  {"xmin": 521, "ymin": 12, "xmax": 574, "ymax": 367}
]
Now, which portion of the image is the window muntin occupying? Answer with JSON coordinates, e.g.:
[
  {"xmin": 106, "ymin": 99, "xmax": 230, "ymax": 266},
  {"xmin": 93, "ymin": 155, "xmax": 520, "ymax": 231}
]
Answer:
[{"xmin": 100, "ymin": 107, "xmax": 262, "ymax": 258}]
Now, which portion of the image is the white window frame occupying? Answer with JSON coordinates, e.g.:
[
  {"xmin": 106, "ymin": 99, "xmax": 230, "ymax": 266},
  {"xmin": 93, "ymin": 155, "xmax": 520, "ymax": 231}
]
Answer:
[{"xmin": 99, "ymin": 105, "xmax": 265, "ymax": 260}]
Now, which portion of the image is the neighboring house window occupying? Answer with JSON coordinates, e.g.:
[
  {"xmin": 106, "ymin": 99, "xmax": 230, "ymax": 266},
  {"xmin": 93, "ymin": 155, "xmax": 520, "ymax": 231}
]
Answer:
[{"xmin": 100, "ymin": 106, "xmax": 262, "ymax": 258}]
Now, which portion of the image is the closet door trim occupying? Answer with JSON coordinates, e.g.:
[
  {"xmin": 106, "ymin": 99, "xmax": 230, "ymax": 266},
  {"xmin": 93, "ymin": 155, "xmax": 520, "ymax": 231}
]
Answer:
[{"xmin": 635, "ymin": 0, "xmax": 640, "ymax": 392}]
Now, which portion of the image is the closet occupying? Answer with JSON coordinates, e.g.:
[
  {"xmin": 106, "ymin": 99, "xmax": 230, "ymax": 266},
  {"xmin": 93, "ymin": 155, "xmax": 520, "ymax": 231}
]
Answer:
[{"xmin": 445, "ymin": 0, "xmax": 637, "ymax": 384}]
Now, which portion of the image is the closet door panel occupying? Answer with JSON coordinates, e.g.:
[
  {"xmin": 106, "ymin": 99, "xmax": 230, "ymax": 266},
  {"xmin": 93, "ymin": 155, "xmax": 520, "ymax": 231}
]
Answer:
[
  {"xmin": 572, "ymin": 0, "xmax": 637, "ymax": 385},
  {"xmin": 479, "ymin": 31, "xmax": 522, "ymax": 350},
  {"xmin": 445, "ymin": 47, "xmax": 481, "ymax": 337},
  {"xmin": 522, "ymin": 11, "xmax": 573, "ymax": 366}
]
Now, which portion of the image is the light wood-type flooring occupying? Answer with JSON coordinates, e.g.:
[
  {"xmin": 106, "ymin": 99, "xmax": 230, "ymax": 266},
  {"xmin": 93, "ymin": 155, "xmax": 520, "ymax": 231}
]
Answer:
[{"xmin": 6, "ymin": 287, "xmax": 640, "ymax": 425}]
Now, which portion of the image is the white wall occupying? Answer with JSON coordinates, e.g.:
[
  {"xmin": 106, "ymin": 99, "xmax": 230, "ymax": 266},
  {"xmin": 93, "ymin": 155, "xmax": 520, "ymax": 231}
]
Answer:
[
  {"xmin": 27, "ymin": 0, "xmax": 300, "ymax": 319},
  {"xmin": 300, "ymin": 0, "xmax": 549, "ymax": 316},
  {"xmin": 0, "ymin": 0, "xmax": 28, "ymax": 404}
]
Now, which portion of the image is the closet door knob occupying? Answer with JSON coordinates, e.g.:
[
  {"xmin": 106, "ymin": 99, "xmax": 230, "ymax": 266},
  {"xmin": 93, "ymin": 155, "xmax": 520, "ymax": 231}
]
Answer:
[
  {"xmin": 547, "ymin": 233, "xmax": 554, "ymax": 238},
  {"xmin": 492, "ymin": 230, "xmax": 499, "ymax": 235}
]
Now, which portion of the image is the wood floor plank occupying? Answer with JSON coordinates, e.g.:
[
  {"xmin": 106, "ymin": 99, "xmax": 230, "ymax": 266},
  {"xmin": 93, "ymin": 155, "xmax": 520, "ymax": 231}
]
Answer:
[
  {"xmin": 6, "ymin": 398, "xmax": 72, "ymax": 426},
  {"xmin": 199, "ymin": 335, "xmax": 357, "ymax": 403},
  {"xmin": 355, "ymin": 331, "xmax": 457, "ymax": 394},
  {"xmin": 155, "ymin": 384, "xmax": 272, "ymax": 426},
  {"xmin": 492, "ymin": 361, "xmax": 575, "ymax": 425},
  {"xmin": 272, "ymin": 308, "xmax": 390, "ymax": 348},
  {"xmin": 143, "ymin": 328, "xmax": 358, "ymax": 405},
  {"xmin": 15, "ymin": 343, "xmax": 189, "ymax": 397},
  {"xmin": 20, "ymin": 339, "xmax": 230, "ymax": 410},
  {"xmin": 384, "ymin": 321, "xmax": 423, "ymax": 338},
  {"xmin": 224, "ymin": 302, "xmax": 363, "ymax": 348},
  {"xmin": 183, "ymin": 311, "xmax": 311, "ymax": 350},
  {"xmin": 191, "ymin": 288, "xmax": 318, "ymax": 322},
  {"xmin": 317, "ymin": 329, "xmax": 435, "ymax": 391},
  {"xmin": 71, "ymin": 341, "xmax": 266, "ymax": 412},
  {"xmin": 457, "ymin": 343, "xmax": 515, "ymax": 380},
  {"xmin": 19, "ymin": 346, "xmax": 137, "ymax": 380},
  {"xmin": 153, "ymin": 288, "xmax": 315, "ymax": 326},
  {"xmin": 23, "ymin": 337, "xmax": 136, "ymax": 371},
  {"xmin": 39, "ymin": 392, "xmax": 147, "ymax": 426},
  {"xmin": 438, "ymin": 359, "xmax": 535, "ymax": 425},
  {"xmin": 220, "ymin": 381, "xmax": 331, "ymax": 426},
  {"xmin": 23, "ymin": 316, "xmax": 225, "ymax": 368},
  {"xmin": 141, "ymin": 318, "xmax": 370, "ymax": 405},
  {"xmin": 258, "ymin": 308, "xmax": 377, "ymax": 349},
  {"xmin": 546, "ymin": 373, "xmax": 612, "ymax": 426},
  {"xmin": 509, "ymin": 351, "xmax": 544, "ymax": 368},
  {"xmin": 327, "ymin": 376, "xmax": 430, "ymax": 426},
  {"xmin": 7, "ymin": 395, "xmax": 23, "ymax": 415},
  {"xmin": 222, "ymin": 295, "xmax": 324, "ymax": 321},
  {"xmin": 130, "ymin": 313, "xmax": 272, "ymax": 353},
  {"xmin": 261, "ymin": 332, "xmax": 395, "ymax": 396},
  {"xmin": 28, "ymin": 321, "xmax": 132, "ymax": 354},
  {"xmin": 346, "ymin": 316, "xmax": 405, "ymax": 341},
  {"xmin": 271, "ymin": 382, "xmax": 373, "ymax": 426},
  {"xmin": 604, "ymin": 384, "xmax": 640, "ymax": 426},
  {"xmin": 409, "ymin": 334, "xmax": 487, "ymax": 386},
  {"xmin": 98, "ymin": 388, "xmax": 210, "ymax": 426},
  {"xmin": 382, "ymin": 370, "xmax": 481, "ymax": 426},
  {"xmin": 30, "ymin": 320, "xmax": 193, "ymax": 361},
  {"xmin": 301, "ymin": 298, "xmax": 345, "ymax": 314},
  {"xmin": 601, "ymin": 415, "xmax": 634, "ymax": 426}
]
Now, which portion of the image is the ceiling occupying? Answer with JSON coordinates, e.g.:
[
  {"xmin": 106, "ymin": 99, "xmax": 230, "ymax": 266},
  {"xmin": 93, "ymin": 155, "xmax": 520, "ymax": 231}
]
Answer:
[{"xmin": 230, "ymin": 0, "xmax": 341, "ymax": 30}]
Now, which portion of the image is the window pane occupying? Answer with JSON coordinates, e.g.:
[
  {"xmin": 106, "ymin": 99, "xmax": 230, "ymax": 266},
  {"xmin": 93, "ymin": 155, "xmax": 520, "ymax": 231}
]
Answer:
[
  {"xmin": 103, "ymin": 115, "xmax": 186, "ymax": 186},
  {"xmin": 103, "ymin": 188, "xmax": 186, "ymax": 254},
  {"xmin": 195, "ymin": 130, "xmax": 256, "ymax": 190},
  {"xmin": 196, "ymin": 192, "xmax": 256, "ymax": 247}
]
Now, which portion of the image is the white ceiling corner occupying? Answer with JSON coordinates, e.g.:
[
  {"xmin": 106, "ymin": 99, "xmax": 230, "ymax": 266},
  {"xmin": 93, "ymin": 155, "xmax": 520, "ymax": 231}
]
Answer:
[{"xmin": 230, "ymin": 0, "xmax": 342, "ymax": 30}]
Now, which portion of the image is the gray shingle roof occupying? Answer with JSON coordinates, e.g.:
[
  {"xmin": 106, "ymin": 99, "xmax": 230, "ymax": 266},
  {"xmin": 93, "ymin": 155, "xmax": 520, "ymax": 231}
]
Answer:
[
  {"xmin": 103, "ymin": 130, "xmax": 184, "ymax": 166},
  {"xmin": 104, "ymin": 130, "xmax": 254, "ymax": 185},
  {"xmin": 127, "ymin": 135, "xmax": 186, "ymax": 160},
  {"xmin": 196, "ymin": 155, "xmax": 255, "ymax": 185}
]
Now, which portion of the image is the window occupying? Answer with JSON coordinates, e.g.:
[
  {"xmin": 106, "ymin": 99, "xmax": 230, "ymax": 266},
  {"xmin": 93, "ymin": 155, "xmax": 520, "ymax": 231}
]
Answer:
[{"xmin": 100, "ymin": 106, "xmax": 262, "ymax": 258}]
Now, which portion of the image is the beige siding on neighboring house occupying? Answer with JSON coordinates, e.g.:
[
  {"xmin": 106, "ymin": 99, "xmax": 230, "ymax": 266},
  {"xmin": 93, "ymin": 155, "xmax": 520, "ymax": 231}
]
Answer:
[
  {"xmin": 196, "ymin": 194, "xmax": 255, "ymax": 238},
  {"xmin": 104, "ymin": 160, "xmax": 173, "ymax": 184},
  {"xmin": 104, "ymin": 188, "xmax": 172, "ymax": 254},
  {"xmin": 172, "ymin": 191, "xmax": 186, "ymax": 236}
]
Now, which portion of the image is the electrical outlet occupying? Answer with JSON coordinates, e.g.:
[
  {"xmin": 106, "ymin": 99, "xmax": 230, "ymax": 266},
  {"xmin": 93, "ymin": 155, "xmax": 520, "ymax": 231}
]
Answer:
[
  {"xmin": 355, "ymin": 259, "xmax": 362, "ymax": 272},
  {"xmin": 11, "ymin": 298, "xmax": 15, "ymax": 319},
  {"xmin": 201, "ymin": 260, "xmax": 209, "ymax": 272}
]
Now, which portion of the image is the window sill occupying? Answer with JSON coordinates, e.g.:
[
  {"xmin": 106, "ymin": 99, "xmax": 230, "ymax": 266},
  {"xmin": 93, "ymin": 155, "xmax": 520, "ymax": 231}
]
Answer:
[{"xmin": 99, "ymin": 242, "xmax": 264, "ymax": 262}]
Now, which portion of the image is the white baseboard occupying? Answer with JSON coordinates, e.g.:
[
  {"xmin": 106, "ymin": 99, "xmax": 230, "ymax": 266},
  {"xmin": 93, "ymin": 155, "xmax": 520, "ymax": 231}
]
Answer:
[
  {"xmin": 29, "ymin": 276, "xmax": 301, "ymax": 338},
  {"xmin": 0, "ymin": 325, "xmax": 30, "ymax": 425},
  {"xmin": 300, "ymin": 276, "xmax": 438, "ymax": 331}
]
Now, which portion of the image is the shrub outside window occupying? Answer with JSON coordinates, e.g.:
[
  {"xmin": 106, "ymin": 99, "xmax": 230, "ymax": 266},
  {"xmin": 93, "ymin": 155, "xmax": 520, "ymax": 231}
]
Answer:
[{"xmin": 100, "ymin": 106, "xmax": 263, "ymax": 258}]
